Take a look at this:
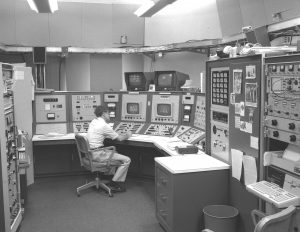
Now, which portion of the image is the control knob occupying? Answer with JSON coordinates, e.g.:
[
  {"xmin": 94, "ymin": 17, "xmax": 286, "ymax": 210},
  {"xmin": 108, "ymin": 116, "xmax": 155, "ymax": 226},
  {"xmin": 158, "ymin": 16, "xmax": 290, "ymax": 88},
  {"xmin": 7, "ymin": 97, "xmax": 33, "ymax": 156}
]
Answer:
[
  {"xmin": 288, "ymin": 123, "xmax": 295, "ymax": 130},
  {"xmin": 213, "ymin": 125, "xmax": 217, "ymax": 134},
  {"xmin": 271, "ymin": 120, "xmax": 278, "ymax": 126},
  {"xmin": 273, "ymin": 131, "xmax": 279, "ymax": 137},
  {"xmin": 224, "ymin": 129, "xmax": 228, "ymax": 137},
  {"xmin": 290, "ymin": 135, "xmax": 297, "ymax": 142}
]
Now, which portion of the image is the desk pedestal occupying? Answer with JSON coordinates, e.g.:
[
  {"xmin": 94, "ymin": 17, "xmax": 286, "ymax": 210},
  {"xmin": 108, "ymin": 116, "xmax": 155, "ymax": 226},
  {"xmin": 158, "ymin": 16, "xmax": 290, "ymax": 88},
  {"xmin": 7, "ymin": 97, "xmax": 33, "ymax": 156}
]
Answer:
[
  {"xmin": 104, "ymin": 140, "xmax": 166, "ymax": 178},
  {"xmin": 33, "ymin": 142, "xmax": 85, "ymax": 178},
  {"xmin": 155, "ymin": 162, "xmax": 229, "ymax": 232}
]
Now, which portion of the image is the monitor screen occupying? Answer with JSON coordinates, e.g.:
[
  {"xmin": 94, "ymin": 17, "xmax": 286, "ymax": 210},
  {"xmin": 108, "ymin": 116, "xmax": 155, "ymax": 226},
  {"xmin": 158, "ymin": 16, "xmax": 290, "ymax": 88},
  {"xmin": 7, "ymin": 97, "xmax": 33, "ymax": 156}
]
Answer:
[
  {"xmin": 127, "ymin": 103, "xmax": 139, "ymax": 114},
  {"xmin": 157, "ymin": 73, "xmax": 173, "ymax": 87},
  {"xmin": 157, "ymin": 104, "xmax": 171, "ymax": 116},
  {"xmin": 128, "ymin": 74, "xmax": 143, "ymax": 86}
]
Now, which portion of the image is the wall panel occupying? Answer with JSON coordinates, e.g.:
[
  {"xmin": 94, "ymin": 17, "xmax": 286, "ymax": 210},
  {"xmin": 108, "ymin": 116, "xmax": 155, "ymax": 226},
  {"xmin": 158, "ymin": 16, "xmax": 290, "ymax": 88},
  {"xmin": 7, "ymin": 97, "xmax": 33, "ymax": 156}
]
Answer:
[
  {"xmin": 82, "ymin": 4, "xmax": 113, "ymax": 48},
  {"xmin": 216, "ymin": 0, "xmax": 243, "ymax": 37},
  {"xmin": 15, "ymin": 1, "xmax": 49, "ymax": 46},
  {"xmin": 112, "ymin": 4, "xmax": 144, "ymax": 46},
  {"xmin": 143, "ymin": 52, "xmax": 208, "ymax": 87},
  {"xmin": 90, "ymin": 54, "xmax": 122, "ymax": 92},
  {"xmin": 145, "ymin": 0, "xmax": 222, "ymax": 46},
  {"xmin": 66, "ymin": 54, "xmax": 90, "ymax": 91},
  {"xmin": 49, "ymin": 3, "xmax": 83, "ymax": 47},
  {"xmin": 0, "ymin": 0, "xmax": 16, "ymax": 45}
]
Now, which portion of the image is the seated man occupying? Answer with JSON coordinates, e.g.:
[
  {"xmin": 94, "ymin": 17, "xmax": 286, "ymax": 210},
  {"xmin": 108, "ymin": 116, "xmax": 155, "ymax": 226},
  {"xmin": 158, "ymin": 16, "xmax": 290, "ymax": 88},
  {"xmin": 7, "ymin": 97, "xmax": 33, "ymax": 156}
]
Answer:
[{"xmin": 87, "ymin": 105, "xmax": 131, "ymax": 192}]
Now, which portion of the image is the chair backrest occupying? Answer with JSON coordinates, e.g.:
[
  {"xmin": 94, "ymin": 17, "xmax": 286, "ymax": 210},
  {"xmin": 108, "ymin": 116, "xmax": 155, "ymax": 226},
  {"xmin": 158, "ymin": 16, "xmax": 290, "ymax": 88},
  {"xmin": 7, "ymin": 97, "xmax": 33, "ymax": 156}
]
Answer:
[
  {"xmin": 254, "ymin": 205, "xmax": 297, "ymax": 232},
  {"xmin": 75, "ymin": 133, "xmax": 94, "ymax": 172}
]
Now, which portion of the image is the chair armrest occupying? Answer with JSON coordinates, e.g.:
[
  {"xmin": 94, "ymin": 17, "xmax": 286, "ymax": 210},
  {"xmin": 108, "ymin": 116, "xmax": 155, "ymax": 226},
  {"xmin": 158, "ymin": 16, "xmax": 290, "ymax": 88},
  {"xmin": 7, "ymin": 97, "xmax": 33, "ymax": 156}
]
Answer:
[
  {"xmin": 251, "ymin": 209, "xmax": 266, "ymax": 226},
  {"xmin": 103, "ymin": 146, "xmax": 116, "ymax": 151}
]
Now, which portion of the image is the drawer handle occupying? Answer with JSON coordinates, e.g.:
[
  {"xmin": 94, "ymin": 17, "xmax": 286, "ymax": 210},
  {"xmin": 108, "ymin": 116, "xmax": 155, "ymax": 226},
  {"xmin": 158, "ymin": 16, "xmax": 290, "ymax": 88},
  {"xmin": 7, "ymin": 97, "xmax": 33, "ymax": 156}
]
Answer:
[
  {"xmin": 160, "ymin": 194, "xmax": 167, "ymax": 201},
  {"xmin": 160, "ymin": 178, "xmax": 167, "ymax": 184},
  {"xmin": 159, "ymin": 210, "xmax": 168, "ymax": 217}
]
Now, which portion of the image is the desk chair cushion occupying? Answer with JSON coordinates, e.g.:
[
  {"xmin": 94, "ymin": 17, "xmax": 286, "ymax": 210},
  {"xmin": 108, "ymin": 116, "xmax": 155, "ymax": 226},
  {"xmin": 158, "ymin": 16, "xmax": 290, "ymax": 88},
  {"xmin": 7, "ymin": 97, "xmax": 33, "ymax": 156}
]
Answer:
[{"xmin": 81, "ymin": 157, "xmax": 121, "ymax": 171}]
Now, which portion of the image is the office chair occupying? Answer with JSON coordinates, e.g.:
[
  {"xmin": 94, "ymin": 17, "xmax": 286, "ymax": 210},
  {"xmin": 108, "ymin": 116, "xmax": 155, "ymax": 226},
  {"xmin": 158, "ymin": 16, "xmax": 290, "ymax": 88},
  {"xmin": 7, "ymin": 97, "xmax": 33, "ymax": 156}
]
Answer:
[
  {"xmin": 75, "ymin": 133, "xmax": 122, "ymax": 197},
  {"xmin": 251, "ymin": 205, "xmax": 297, "ymax": 232}
]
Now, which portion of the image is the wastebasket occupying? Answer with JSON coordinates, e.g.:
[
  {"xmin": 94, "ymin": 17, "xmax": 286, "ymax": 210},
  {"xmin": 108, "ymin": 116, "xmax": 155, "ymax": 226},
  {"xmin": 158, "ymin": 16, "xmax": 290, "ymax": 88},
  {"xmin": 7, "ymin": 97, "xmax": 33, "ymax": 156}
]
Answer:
[{"xmin": 203, "ymin": 205, "xmax": 239, "ymax": 232}]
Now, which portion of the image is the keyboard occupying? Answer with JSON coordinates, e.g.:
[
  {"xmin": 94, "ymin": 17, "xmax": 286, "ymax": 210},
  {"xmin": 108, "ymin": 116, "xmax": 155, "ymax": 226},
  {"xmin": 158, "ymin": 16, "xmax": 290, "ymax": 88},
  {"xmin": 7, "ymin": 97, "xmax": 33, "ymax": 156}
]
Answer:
[{"xmin": 246, "ymin": 181, "xmax": 300, "ymax": 208}]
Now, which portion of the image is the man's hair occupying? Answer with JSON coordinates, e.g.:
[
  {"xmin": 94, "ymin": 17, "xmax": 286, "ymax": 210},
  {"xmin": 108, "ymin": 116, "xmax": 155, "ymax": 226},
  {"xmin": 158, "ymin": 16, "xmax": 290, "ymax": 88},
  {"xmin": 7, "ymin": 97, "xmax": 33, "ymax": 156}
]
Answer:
[{"xmin": 94, "ymin": 105, "xmax": 109, "ymax": 117}]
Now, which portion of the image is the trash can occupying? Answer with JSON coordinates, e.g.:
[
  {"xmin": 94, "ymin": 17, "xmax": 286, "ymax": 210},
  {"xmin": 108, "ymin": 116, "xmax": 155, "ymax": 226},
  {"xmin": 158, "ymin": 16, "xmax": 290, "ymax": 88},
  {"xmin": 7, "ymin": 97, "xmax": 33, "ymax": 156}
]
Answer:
[{"xmin": 203, "ymin": 205, "xmax": 239, "ymax": 232}]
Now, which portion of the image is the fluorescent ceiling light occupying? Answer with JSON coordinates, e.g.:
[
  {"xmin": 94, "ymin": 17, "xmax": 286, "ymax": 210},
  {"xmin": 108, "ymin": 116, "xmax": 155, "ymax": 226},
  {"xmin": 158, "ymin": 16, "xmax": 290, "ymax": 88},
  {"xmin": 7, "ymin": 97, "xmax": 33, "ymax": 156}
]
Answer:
[
  {"xmin": 49, "ymin": 0, "xmax": 58, "ymax": 12},
  {"xmin": 157, "ymin": 0, "xmax": 214, "ymax": 16},
  {"xmin": 27, "ymin": 0, "xmax": 38, "ymax": 12},
  {"xmin": 134, "ymin": 0, "xmax": 177, "ymax": 17},
  {"xmin": 58, "ymin": 0, "xmax": 151, "ymax": 4},
  {"xmin": 27, "ymin": 0, "xmax": 58, "ymax": 13},
  {"xmin": 134, "ymin": 1, "xmax": 155, "ymax": 17}
]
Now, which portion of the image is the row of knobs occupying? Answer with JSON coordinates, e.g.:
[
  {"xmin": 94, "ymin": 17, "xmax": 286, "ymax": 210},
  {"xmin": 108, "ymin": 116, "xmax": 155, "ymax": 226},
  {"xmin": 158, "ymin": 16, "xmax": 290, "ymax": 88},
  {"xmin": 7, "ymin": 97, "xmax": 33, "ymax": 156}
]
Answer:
[
  {"xmin": 269, "ymin": 110, "xmax": 299, "ymax": 117},
  {"xmin": 272, "ymin": 131, "xmax": 297, "ymax": 142},
  {"xmin": 271, "ymin": 120, "xmax": 296, "ymax": 130}
]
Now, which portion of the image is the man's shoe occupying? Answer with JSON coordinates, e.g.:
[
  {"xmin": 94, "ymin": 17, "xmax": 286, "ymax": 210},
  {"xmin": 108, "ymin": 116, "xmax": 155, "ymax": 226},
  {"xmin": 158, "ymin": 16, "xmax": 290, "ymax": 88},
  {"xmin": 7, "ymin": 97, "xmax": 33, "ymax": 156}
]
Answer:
[{"xmin": 107, "ymin": 181, "xmax": 126, "ymax": 192}]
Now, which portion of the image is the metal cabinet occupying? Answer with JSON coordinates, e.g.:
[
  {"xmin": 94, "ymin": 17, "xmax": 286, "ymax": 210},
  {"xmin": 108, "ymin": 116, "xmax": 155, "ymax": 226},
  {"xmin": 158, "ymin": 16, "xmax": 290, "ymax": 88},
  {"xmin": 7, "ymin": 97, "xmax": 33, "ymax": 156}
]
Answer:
[
  {"xmin": 0, "ymin": 63, "xmax": 22, "ymax": 232},
  {"xmin": 155, "ymin": 157, "xmax": 230, "ymax": 232}
]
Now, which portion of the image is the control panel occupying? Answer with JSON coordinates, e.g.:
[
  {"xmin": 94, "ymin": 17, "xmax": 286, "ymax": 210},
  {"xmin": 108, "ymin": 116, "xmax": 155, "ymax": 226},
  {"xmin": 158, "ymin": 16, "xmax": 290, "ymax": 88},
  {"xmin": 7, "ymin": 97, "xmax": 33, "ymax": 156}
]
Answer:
[
  {"xmin": 177, "ymin": 127, "xmax": 205, "ymax": 144},
  {"xmin": 114, "ymin": 121, "xmax": 145, "ymax": 134},
  {"xmin": 193, "ymin": 95, "xmax": 206, "ymax": 130},
  {"xmin": 103, "ymin": 93, "xmax": 119, "ymax": 120},
  {"xmin": 181, "ymin": 94, "xmax": 194, "ymax": 123},
  {"xmin": 35, "ymin": 94, "xmax": 67, "ymax": 123},
  {"xmin": 174, "ymin": 125, "xmax": 191, "ymax": 137},
  {"xmin": 4, "ymin": 98, "xmax": 20, "ymax": 224},
  {"xmin": 144, "ymin": 124, "xmax": 177, "ymax": 136},
  {"xmin": 266, "ymin": 128, "xmax": 300, "ymax": 146},
  {"xmin": 121, "ymin": 93, "xmax": 147, "ymax": 122},
  {"xmin": 265, "ymin": 61, "xmax": 300, "ymax": 145},
  {"xmin": 73, "ymin": 122, "xmax": 90, "ymax": 133},
  {"xmin": 267, "ymin": 94, "xmax": 300, "ymax": 120},
  {"xmin": 71, "ymin": 94, "xmax": 101, "ymax": 121},
  {"xmin": 35, "ymin": 123, "xmax": 68, "ymax": 134},
  {"xmin": 211, "ymin": 69, "xmax": 229, "ymax": 106},
  {"xmin": 151, "ymin": 94, "xmax": 180, "ymax": 124},
  {"xmin": 210, "ymin": 108, "xmax": 229, "ymax": 162},
  {"xmin": 1, "ymin": 64, "xmax": 22, "ymax": 230}
]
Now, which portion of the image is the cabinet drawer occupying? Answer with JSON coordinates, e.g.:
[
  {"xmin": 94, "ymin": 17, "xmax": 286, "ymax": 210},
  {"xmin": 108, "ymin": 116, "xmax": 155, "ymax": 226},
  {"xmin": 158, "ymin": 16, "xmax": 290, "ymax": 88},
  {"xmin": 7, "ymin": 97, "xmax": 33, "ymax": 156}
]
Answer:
[
  {"xmin": 156, "ymin": 167, "xmax": 171, "ymax": 190},
  {"xmin": 156, "ymin": 199, "xmax": 171, "ymax": 230}
]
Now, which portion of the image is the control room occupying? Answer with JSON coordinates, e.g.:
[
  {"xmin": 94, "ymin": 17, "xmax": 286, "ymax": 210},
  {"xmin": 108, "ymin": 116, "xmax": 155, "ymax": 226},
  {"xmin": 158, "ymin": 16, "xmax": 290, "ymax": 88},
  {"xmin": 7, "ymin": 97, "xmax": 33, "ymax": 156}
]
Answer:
[{"xmin": 0, "ymin": 1, "xmax": 300, "ymax": 232}]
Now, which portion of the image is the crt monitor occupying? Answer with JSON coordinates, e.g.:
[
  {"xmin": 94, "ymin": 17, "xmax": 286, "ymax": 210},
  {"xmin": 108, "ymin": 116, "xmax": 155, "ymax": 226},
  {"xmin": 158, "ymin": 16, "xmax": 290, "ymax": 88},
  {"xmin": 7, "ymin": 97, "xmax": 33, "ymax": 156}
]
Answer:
[
  {"xmin": 124, "ymin": 72, "xmax": 155, "ymax": 91},
  {"xmin": 154, "ymin": 71, "xmax": 189, "ymax": 91},
  {"xmin": 157, "ymin": 103, "xmax": 172, "ymax": 117},
  {"xmin": 125, "ymin": 72, "xmax": 146, "ymax": 91},
  {"xmin": 127, "ymin": 102, "xmax": 139, "ymax": 115},
  {"xmin": 121, "ymin": 94, "xmax": 147, "ymax": 122}
]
